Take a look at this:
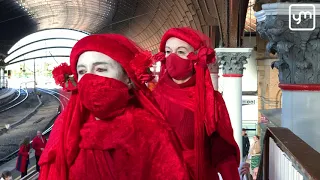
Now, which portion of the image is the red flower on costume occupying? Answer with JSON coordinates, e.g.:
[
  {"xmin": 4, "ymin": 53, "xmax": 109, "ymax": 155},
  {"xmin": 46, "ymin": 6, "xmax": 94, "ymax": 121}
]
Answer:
[
  {"xmin": 130, "ymin": 51, "xmax": 155, "ymax": 83},
  {"xmin": 152, "ymin": 52, "xmax": 165, "ymax": 63},
  {"xmin": 187, "ymin": 46, "xmax": 216, "ymax": 67},
  {"xmin": 52, "ymin": 63, "xmax": 77, "ymax": 92}
]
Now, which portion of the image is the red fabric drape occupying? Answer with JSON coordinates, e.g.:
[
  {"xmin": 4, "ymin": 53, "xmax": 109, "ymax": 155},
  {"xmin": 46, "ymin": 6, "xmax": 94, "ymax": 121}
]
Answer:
[
  {"xmin": 39, "ymin": 97, "xmax": 189, "ymax": 180},
  {"xmin": 152, "ymin": 73, "xmax": 240, "ymax": 179}
]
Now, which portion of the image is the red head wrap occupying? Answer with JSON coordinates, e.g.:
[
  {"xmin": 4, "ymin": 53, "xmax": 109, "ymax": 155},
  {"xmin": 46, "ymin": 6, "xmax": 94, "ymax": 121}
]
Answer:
[
  {"xmin": 70, "ymin": 34, "xmax": 155, "ymax": 85},
  {"xmin": 159, "ymin": 27, "xmax": 205, "ymax": 52}
]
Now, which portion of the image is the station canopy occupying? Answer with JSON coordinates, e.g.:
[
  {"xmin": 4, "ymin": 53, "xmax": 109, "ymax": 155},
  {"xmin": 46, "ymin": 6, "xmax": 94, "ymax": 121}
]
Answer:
[{"xmin": 4, "ymin": 28, "xmax": 89, "ymax": 65}]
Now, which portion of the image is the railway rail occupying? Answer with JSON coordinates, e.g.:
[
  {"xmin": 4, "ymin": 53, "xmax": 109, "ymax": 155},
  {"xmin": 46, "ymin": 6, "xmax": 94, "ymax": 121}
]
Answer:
[
  {"xmin": 0, "ymin": 88, "xmax": 28, "ymax": 113},
  {"xmin": 0, "ymin": 88, "xmax": 69, "ymax": 180}
]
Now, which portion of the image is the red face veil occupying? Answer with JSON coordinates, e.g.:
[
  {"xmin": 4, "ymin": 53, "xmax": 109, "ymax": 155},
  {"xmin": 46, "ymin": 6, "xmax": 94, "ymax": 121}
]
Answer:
[
  {"xmin": 166, "ymin": 53, "xmax": 194, "ymax": 80},
  {"xmin": 77, "ymin": 73, "xmax": 130, "ymax": 119}
]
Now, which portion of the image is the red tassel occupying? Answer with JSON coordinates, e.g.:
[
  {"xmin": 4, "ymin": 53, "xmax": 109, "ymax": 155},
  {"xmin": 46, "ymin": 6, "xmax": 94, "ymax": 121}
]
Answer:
[
  {"xmin": 194, "ymin": 65, "xmax": 206, "ymax": 180},
  {"xmin": 188, "ymin": 46, "xmax": 217, "ymax": 180}
]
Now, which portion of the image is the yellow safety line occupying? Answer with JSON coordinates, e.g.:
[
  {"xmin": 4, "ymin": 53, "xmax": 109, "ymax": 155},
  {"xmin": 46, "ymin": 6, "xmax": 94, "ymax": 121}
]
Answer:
[{"xmin": 14, "ymin": 165, "xmax": 36, "ymax": 180}]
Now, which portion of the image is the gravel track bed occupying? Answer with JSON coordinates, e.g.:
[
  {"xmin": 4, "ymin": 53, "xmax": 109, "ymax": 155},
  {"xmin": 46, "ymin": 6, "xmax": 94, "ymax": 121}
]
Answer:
[{"xmin": 0, "ymin": 93, "xmax": 59, "ymax": 159}]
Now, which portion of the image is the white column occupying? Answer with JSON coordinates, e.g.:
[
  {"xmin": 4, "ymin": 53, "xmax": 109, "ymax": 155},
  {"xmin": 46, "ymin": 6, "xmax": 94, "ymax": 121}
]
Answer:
[
  {"xmin": 255, "ymin": 3, "xmax": 320, "ymax": 153},
  {"xmin": 208, "ymin": 62, "xmax": 219, "ymax": 90},
  {"xmin": 216, "ymin": 48, "xmax": 252, "ymax": 162},
  {"xmin": 223, "ymin": 76, "xmax": 242, "ymax": 152},
  {"xmin": 210, "ymin": 73, "xmax": 219, "ymax": 90},
  {"xmin": 281, "ymin": 86, "xmax": 320, "ymax": 153}
]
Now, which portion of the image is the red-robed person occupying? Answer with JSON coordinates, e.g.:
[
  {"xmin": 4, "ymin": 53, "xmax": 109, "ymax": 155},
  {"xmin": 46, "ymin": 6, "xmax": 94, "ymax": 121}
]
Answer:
[
  {"xmin": 16, "ymin": 136, "xmax": 30, "ymax": 178},
  {"xmin": 38, "ymin": 34, "xmax": 189, "ymax": 180},
  {"xmin": 32, "ymin": 130, "xmax": 47, "ymax": 172},
  {"xmin": 152, "ymin": 27, "xmax": 240, "ymax": 180}
]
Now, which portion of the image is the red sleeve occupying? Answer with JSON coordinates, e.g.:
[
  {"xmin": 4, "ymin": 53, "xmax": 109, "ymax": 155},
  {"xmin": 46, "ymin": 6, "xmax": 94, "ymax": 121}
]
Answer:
[
  {"xmin": 38, "ymin": 110, "xmax": 72, "ymax": 180},
  {"xmin": 38, "ymin": 112, "xmax": 64, "ymax": 180},
  {"xmin": 212, "ymin": 91, "xmax": 240, "ymax": 179},
  {"xmin": 217, "ymin": 156, "xmax": 240, "ymax": 180},
  {"xmin": 211, "ymin": 133, "xmax": 236, "ymax": 166},
  {"xmin": 215, "ymin": 91, "xmax": 240, "ymax": 164},
  {"xmin": 38, "ymin": 163, "xmax": 49, "ymax": 180},
  {"xmin": 38, "ymin": 161, "xmax": 59, "ymax": 180},
  {"xmin": 149, "ymin": 130, "xmax": 189, "ymax": 180},
  {"xmin": 39, "ymin": 112, "xmax": 64, "ymax": 165}
]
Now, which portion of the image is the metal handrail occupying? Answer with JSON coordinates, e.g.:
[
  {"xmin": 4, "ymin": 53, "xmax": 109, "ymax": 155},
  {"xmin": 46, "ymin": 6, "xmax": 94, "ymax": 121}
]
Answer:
[{"xmin": 256, "ymin": 127, "xmax": 320, "ymax": 180}]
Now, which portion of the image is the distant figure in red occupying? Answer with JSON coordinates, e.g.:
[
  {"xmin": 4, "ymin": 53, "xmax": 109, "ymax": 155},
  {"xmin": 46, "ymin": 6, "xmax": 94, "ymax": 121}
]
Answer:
[
  {"xmin": 16, "ymin": 136, "xmax": 30, "ymax": 178},
  {"xmin": 152, "ymin": 27, "xmax": 240, "ymax": 180},
  {"xmin": 38, "ymin": 34, "xmax": 189, "ymax": 180},
  {"xmin": 32, "ymin": 130, "xmax": 47, "ymax": 172}
]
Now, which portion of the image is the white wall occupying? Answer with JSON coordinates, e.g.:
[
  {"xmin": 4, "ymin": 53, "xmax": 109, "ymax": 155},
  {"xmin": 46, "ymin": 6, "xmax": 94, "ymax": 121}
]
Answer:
[
  {"xmin": 242, "ymin": 95, "xmax": 258, "ymax": 122},
  {"xmin": 242, "ymin": 50, "xmax": 257, "ymax": 91}
]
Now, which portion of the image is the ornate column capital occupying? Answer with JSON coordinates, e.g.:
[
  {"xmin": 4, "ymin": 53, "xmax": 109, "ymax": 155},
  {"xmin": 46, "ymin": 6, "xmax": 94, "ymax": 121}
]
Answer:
[
  {"xmin": 255, "ymin": 3, "xmax": 320, "ymax": 84},
  {"xmin": 215, "ymin": 48, "xmax": 252, "ymax": 75}
]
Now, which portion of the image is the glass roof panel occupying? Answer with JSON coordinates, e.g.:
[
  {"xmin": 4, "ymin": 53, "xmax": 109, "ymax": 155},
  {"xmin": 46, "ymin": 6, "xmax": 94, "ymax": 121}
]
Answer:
[
  {"xmin": 6, "ymin": 39, "xmax": 77, "ymax": 63},
  {"xmin": 5, "ymin": 28, "xmax": 89, "ymax": 64},
  {"xmin": 8, "ymin": 28, "xmax": 89, "ymax": 54},
  {"xmin": 8, "ymin": 47, "xmax": 72, "ymax": 65}
]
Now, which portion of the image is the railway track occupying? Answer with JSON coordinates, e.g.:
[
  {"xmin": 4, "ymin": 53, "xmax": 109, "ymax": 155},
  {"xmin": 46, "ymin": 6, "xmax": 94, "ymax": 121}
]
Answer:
[
  {"xmin": 18, "ymin": 88, "xmax": 70, "ymax": 180},
  {"xmin": 0, "ymin": 89, "xmax": 28, "ymax": 113},
  {"xmin": 37, "ymin": 88, "xmax": 69, "ymax": 135},
  {"xmin": 0, "ymin": 88, "xmax": 69, "ymax": 180}
]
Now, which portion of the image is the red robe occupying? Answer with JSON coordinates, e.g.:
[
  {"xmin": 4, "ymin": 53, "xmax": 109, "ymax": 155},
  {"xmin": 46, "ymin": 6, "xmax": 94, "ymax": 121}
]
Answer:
[
  {"xmin": 153, "ymin": 73, "xmax": 240, "ymax": 180},
  {"xmin": 39, "ymin": 106, "xmax": 189, "ymax": 180},
  {"xmin": 32, "ymin": 136, "xmax": 47, "ymax": 156},
  {"xmin": 16, "ymin": 144, "xmax": 30, "ymax": 173}
]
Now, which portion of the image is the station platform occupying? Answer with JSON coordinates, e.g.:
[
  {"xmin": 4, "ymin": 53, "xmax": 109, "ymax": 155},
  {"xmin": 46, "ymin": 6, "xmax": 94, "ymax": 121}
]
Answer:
[{"xmin": 0, "ymin": 150, "xmax": 36, "ymax": 179}]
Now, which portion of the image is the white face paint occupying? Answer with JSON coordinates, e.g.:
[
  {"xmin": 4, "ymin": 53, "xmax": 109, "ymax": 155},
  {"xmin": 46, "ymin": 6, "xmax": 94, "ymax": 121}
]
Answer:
[
  {"xmin": 164, "ymin": 37, "xmax": 194, "ymax": 59},
  {"xmin": 76, "ymin": 51, "xmax": 129, "ymax": 84}
]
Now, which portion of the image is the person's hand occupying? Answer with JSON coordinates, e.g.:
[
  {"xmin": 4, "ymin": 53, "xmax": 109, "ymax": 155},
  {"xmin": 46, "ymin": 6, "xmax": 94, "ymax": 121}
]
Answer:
[
  {"xmin": 239, "ymin": 162, "xmax": 250, "ymax": 176},
  {"xmin": 253, "ymin": 167, "xmax": 259, "ymax": 180}
]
